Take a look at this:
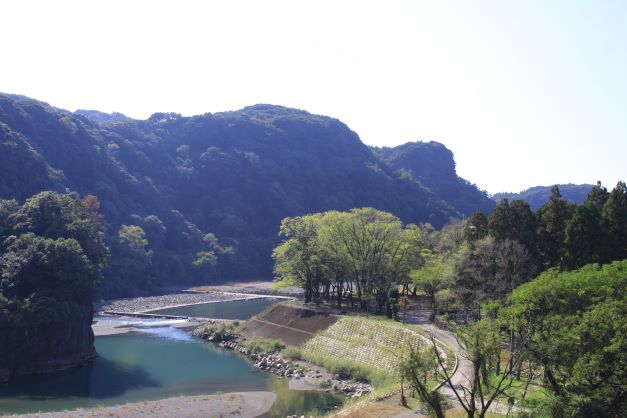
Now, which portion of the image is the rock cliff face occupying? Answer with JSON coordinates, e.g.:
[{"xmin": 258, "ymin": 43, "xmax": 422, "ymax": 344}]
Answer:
[{"xmin": 0, "ymin": 307, "xmax": 97, "ymax": 381}]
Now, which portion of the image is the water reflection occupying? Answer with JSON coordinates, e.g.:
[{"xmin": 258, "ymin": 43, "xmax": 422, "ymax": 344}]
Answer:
[
  {"xmin": 263, "ymin": 376, "xmax": 344, "ymax": 418},
  {"xmin": 0, "ymin": 356, "xmax": 160, "ymax": 401}
]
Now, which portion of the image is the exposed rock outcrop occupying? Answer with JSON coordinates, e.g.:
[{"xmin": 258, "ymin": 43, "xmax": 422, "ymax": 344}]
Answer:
[{"xmin": 0, "ymin": 307, "xmax": 97, "ymax": 379}]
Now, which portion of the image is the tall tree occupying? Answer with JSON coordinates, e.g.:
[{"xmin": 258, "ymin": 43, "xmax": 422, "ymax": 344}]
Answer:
[
  {"xmin": 464, "ymin": 211, "xmax": 488, "ymax": 244},
  {"xmin": 273, "ymin": 215, "xmax": 323, "ymax": 303},
  {"xmin": 601, "ymin": 181, "xmax": 627, "ymax": 262},
  {"xmin": 563, "ymin": 203, "xmax": 604, "ymax": 269},
  {"xmin": 488, "ymin": 199, "xmax": 536, "ymax": 253},
  {"xmin": 455, "ymin": 237, "xmax": 535, "ymax": 314},
  {"xmin": 585, "ymin": 181, "xmax": 610, "ymax": 211},
  {"xmin": 536, "ymin": 186, "xmax": 576, "ymax": 268}
]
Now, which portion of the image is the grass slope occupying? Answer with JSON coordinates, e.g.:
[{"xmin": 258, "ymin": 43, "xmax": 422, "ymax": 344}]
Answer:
[{"xmin": 302, "ymin": 316, "xmax": 434, "ymax": 372}]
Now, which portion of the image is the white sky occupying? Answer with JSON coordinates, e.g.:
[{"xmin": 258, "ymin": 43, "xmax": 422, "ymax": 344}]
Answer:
[{"xmin": 1, "ymin": 0, "xmax": 625, "ymax": 194}]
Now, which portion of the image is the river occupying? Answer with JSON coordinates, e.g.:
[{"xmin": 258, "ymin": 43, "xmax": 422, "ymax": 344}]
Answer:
[{"xmin": 0, "ymin": 298, "xmax": 343, "ymax": 417}]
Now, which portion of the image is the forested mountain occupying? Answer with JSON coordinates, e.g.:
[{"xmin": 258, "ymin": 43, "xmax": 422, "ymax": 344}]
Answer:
[
  {"xmin": 0, "ymin": 93, "xmax": 490, "ymax": 296},
  {"xmin": 493, "ymin": 183, "xmax": 594, "ymax": 210},
  {"xmin": 373, "ymin": 141, "xmax": 495, "ymax": 216}
]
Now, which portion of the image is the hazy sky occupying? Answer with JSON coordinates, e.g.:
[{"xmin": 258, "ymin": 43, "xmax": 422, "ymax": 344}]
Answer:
[{"xmin": 1, "ymin": 1, "xmax": 625, "ymax": 194}]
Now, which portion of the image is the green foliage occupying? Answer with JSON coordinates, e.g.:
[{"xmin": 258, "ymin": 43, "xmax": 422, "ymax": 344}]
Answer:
[
  {"xmin": 536, "ymin": 186, "xmax": 576, "ymax": 268},
  {"xmin": 238, "ymin": 337, "xmax": 285, "ymax": 356},
  {"xmin": 563, "ymin": 202, "xmax": 605, "ymax": 269},
  {"xmin": 374, "ymin": 141, "xmax": 496, "ymax": 216},
  {"xmin": 504, "ymin": 260, "xmax": 627, "ymax": 417},
  {"xmin": 301, "ymin": 353, "xmax": 392, "ymax": 387},
  {"xmin": 0, "ymin": 191, "xmax": 106, "ymax": 374},
  {"xmin": 410, "ymin": 250, "xmax": 452, "ymax": 298},
  {"xmin": 118, "ymin": 224, "xmax": 148, "ymax": 251},
  {"xmin": 281, "ymin": 346, "xmax": 303, "ymax": 360},
  {"xmin": 274, "ymin": 208, "xmax": 426, "ymax": 311},
  {"xmin": 489, "ymin": 199, "xmax": 536, "ymax": 253},
  {"xmin": 400, "ymin": 345, "xmax": 446, "ymax": 417},
  {"xmin": 601, "ymin": 181, "xmax": 627, "ymax": 262},
  {"xmin": 464, "ymin": 211, "xmax": 488, "ymax": 243},
  {"xmin": 454, "ymin": 237, "xmax": 536, "ymax": 313},
  {"xmin": 1, "ymin": 94, "xmax": 490, "ymax": 297}
]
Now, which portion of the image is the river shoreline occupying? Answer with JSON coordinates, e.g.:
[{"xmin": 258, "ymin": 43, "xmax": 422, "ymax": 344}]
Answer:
[{"xmin": 7, "ymin": 391, "xmax": 277, "ymax": 418}]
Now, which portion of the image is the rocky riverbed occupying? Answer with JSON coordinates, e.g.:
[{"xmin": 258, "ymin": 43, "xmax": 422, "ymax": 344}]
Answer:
[
  {"xmin": 97, "ymin": 291, "xmax": 267, "ymax": 314},
  {"xmin": 214, "ymin": 339, "xmax": 372, "ymax": 399}
]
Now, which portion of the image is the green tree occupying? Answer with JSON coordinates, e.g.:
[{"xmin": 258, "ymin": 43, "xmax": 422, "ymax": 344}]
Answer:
[
  {"xmin": 536, "ymin": 186, "xmax": 575, "ymax": 268},
  {"xmin": 0, "ymin": 192, "xmax": 107, "ymax": 379},
  {"xmin": 488, "ymin": 199, "xmax": 536, "ymax": 253},
  {"xmin": 273, "ymin": 215, "xmax": 322, "ymax": 303},
  {"xmin": 118, "ymin": 224, "xmax": 148, "ymax": 251},
  {"xmin": 429, "ymin": 320, "xmax": 530, "ymax": 418},
  {"xmin": 601, "ymin": 181, "xmax": 627, "ymax": 262},
  {"xmin": 563, "ymin": 203, "xmax": 604, "ymax": 269},
  {"xmin": 504, "ymin": 261, "xmax": 627, "ymax": 417},
  {"xmin": 410, "ymin": 250, "xmax": 451, "ymax": 300},
  {"xmin": 455, "ymin": 237, "xmax": 535, "ymax": 314},
  {"xmin": 464, "ymin": 211, "xmax": 488, "ymax": 243},
  {"xmin": 400, "ymin": 345, "xmax": 446, "ymax": 417},
  {"xmin": 585, "ymin": 181, "xmax": 610, "ymax": 210}
]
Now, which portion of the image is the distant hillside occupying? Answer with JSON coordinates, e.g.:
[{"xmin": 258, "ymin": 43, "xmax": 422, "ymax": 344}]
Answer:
[
  {"xmin": 74, "ymin": 109, "xmax": 131, "ymax": 124},
  {"xmin": 493, "ymin": 184, "xmax": 594, "ymax": 210},
  {"xmin": 373, "ymin": 141, "xmax": 496, "ymax": 216},
  {"xmin": 0, "ymin": 94, "xmax": 491, "ymax": 296}
]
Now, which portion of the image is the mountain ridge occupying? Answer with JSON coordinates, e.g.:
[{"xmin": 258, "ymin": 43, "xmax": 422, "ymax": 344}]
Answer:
[
  {"xmin": 0, "ymin": 93, "xmax": 492, "ymax": 295},
  {"xmin": 493, "ymin": 183, "xmax": 594, "ymax": 210}
]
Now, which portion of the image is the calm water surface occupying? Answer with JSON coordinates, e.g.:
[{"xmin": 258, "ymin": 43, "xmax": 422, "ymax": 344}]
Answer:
[
  {"xmin": 148, "ymin": 297, "xmax": 281, "ymax": 319},
  {"xmin": 0, "ymin": 299, "xmax": 343, "ymax": 417}
]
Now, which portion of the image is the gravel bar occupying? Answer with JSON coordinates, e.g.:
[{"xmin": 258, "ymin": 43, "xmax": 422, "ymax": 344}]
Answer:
[{"xmin": 97, "ymin": 291, "xmax": 268, "ymax": 314}]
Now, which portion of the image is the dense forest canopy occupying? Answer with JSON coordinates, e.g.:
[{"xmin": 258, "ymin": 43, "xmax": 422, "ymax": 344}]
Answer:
[
  {"xmin": 273, "ymin": 184, "xmax": 626, "ymax": 417},
  {"xmin": 275, "ymin": 182, "xmax": 627, "ymax": 318},
  {"xmin": 0, "ymin": 94, "xmax": 494, "ymax": 297}
]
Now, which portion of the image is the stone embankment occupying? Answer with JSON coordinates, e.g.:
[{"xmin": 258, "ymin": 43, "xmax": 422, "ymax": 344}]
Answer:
[{"xmin": 202, "ymin": 336, "xmax": 371, "ymax": 399}]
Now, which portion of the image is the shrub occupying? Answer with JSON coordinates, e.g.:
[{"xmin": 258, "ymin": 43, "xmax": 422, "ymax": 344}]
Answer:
[
  {"xmin": 282, "ymin": 346, "xmax": 303, "ymax": 360},
  {"xmin": 239, "ymin": 337, "xmax": 285, "ymax": 356},
  {"xmin": 303, "ymin": 353, "xmax": 392, "ymax": 387}
]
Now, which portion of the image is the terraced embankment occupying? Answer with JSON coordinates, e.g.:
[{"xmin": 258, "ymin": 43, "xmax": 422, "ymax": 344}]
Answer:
[
  {"xmin": 239, "ymin": 304, "xmax": 339, "ymax": 346},
  {"xmin": 240, "ymin": 304, "xmax": 445, "ymax": 373},
  {"xmin": 302, "ymin": 316, "xmax": 435, "ymax": 372}
]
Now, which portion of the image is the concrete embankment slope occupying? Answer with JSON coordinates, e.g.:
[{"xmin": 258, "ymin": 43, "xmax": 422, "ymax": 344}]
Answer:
[{"xmin": 239, "ymin": 304, "xmax": 339, "ymax": 346}]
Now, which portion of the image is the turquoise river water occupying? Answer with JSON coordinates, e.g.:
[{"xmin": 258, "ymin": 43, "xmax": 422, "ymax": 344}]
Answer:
[{"xmin": 0, "ymin": 299, "xmax": 343, "ymax": 417}]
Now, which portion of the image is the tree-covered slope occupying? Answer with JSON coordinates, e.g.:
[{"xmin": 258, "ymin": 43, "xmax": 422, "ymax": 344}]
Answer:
[
  {"xmin": 0, "ymin": 94, "xmax": 490, "ymax": 295},
  {"xmin": 493, "ymin": 184, "xmax": 594, "ymax": 210},
  {"xmin": 0, "ymin": 192, "xmax": 106, "ymax": 380},
  {"xmin": 373, "ymin": 141, "xmax": 496, "ymax": 216}
]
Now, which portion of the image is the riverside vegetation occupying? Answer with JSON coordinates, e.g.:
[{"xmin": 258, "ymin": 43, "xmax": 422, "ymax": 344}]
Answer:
[{"xmin": 272, "ymin": 183, "xmax": 626, "ymax": 418}]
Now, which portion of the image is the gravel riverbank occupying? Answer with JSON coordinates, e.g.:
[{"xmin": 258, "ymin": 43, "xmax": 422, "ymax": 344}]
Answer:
[
  {"xmin": 97, "ymin": 291, "xmax": 271, "ymax": 314},
  {"xmin": 8, "ymin": 391, "xmax": 277, "ymax": 418}
]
